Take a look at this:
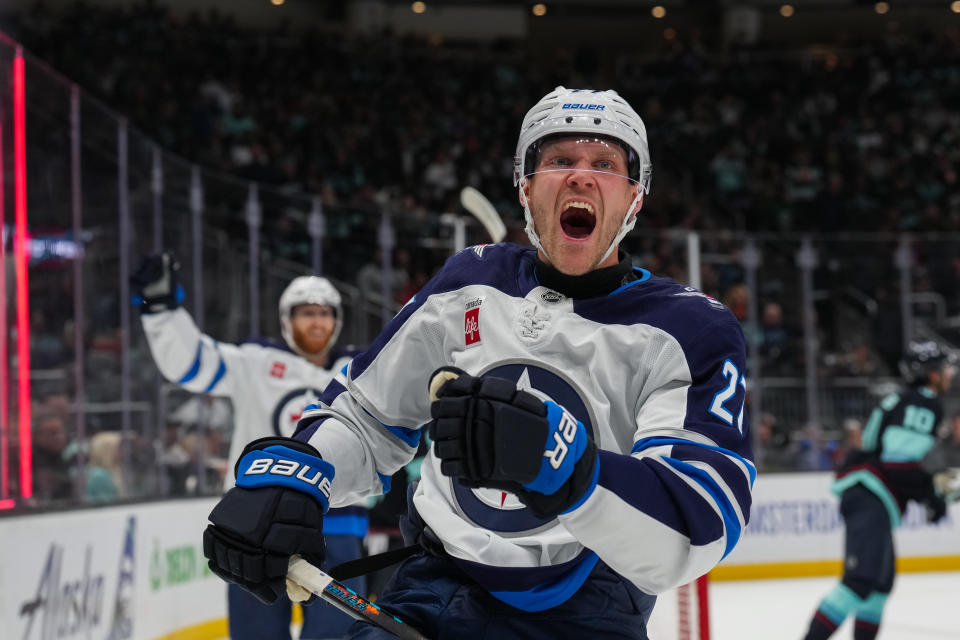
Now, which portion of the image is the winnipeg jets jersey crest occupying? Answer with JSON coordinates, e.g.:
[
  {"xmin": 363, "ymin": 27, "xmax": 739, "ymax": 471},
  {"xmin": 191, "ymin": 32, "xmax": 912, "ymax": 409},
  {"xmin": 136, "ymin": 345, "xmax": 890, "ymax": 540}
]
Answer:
[
  {"xmin": 296, "ymin": 244, "xmax": 755, "ymax": 612},
  {"xmin": 450, "ymin": 363, "xmax": 595, "ymax": 534}
]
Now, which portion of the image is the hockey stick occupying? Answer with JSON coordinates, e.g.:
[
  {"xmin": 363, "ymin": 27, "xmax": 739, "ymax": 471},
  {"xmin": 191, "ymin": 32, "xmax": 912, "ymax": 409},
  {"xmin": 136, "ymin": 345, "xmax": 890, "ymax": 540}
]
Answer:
[
  {"xmin": 460, "ymin": 186, "xmax": 507, "ymax": 243},
  {"xmin": 287, "ymin": 556, "xmax": 431, "ymax": 640}
]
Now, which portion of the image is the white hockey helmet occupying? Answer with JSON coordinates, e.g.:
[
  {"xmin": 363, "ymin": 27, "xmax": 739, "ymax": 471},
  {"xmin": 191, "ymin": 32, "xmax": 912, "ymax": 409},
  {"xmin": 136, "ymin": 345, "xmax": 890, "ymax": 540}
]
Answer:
[
  {"xmin": 514, "ymin": 86, "xmax": 652, "ymax": 263},
  {"xmin": 279, "ymin": 276, "xmax": 343, "ymax": 356}
]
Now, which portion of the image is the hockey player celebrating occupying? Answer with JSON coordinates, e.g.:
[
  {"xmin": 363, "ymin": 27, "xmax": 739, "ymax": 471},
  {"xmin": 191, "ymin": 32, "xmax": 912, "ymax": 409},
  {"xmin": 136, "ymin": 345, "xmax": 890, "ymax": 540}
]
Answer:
[
  {"xmin": 131, "ymin": 257, "xmax": 367, "ymax": 640},
  {"xmin": 803, "ymin": 340, "xmax": 958, "ymax": 640},
  {"xmin": 202, "ymin": 87, "xmax": 755, "ymax": 639}
]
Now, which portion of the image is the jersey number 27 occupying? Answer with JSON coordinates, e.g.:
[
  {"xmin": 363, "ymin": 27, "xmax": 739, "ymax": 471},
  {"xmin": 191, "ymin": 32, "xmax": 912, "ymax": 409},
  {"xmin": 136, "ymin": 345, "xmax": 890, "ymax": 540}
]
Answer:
[{"xmin": 710, "ymin": 359, "xmax": 746, "ymax": 435}]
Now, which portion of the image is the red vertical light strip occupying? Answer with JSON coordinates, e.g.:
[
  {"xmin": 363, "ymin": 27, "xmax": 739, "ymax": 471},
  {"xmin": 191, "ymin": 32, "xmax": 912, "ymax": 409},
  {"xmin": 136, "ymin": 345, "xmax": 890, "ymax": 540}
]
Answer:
[
  {"xmin": 0, "ymin": 122, "xmax": 8, "ymax": 500},
  {"xmin": 13, "ymin": 47, "xmax": 31, "ymax": 499}
]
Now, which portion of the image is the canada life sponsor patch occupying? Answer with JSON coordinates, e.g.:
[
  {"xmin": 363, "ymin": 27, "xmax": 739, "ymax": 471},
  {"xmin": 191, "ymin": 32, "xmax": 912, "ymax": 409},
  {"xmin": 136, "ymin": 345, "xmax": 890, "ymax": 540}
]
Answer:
[{"xmin": 464, "ymin": 297, "xmax": 484, "ymax": 346}]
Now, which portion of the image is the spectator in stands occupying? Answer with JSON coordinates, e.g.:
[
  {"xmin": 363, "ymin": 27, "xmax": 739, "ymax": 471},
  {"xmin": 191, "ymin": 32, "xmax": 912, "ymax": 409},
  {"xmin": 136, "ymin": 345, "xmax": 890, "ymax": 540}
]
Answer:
[
  {"xmin": 32, "ymin": 411, "xmax": 73, "ymax": 503},
  {"xmin": 755, "ymin": 412, "xmax": 797, "ymax": 472},
  {"xmin": 84, "ymin": 430, "xmax": 124, "ymax": 503},
  {"xmin": 796, "ymin": 424, "xmax": 834, "ymax": 472},
  {"xmin": 831, "ymin": 419, "xmax": 863, "ymax": 471},
  {"xmin": 926, "ymin": 413, "xmax": 960, "ymax": 469},
  {"xmin": 159, "ymin": 422, "xmax": 191, "ymax": 496},
  {"xmin": 833, "ymin": 343, "xmax": 885, "ymax": 378},
  {"xmin": 357, "ymin": 248, "xmax": 410, "ymax": 306},
  {"xmin": 758, "ymin": 301, "xmax": 795, "ymax": 374},
  {"xmin": 422, "ymin": 149, "xmax": 458, "ymax": 209},
  {"xmin": 722, "ymin": 284, "xmax": 750, "ymax": 323},
  {"xmin": 180, "ymin": 427, "xmax": 228, "ymax": 494}
]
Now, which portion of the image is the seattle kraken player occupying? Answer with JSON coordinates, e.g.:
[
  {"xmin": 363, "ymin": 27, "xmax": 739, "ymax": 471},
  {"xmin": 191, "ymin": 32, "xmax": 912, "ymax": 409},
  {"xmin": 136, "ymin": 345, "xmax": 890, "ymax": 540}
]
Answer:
[
  {"xmin": 202, "ymin": 87, "xmax": 755, "ymax": 639},
  {"xmin": 131, "ymin": 259, "xmax": 367, "ymax": 640},
  {"xmin": 804, "ymin": 341, "xmax": 957, "ymax": 640}
]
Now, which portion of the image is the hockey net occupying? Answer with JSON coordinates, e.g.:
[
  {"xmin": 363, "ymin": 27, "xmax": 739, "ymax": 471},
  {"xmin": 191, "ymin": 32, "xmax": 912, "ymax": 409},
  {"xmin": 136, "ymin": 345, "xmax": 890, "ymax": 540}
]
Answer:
[{"xmin": 646, "ymin": 575, "xmax": 711, "ymax": 640}]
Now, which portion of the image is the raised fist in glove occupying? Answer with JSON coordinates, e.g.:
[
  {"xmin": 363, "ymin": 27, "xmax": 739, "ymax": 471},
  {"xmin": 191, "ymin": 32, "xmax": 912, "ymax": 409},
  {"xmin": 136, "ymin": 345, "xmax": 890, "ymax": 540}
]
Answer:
[
  {"xmin": 130, "ymin": 252, "xmax": 184, "ymax": 313},
  {"xmin": 203, "ymin": 437, "xmax": 333, "ymax": 604},
  {"xmin": 427, "ymin": 367, "xmax": 598, "ymax": 519}
]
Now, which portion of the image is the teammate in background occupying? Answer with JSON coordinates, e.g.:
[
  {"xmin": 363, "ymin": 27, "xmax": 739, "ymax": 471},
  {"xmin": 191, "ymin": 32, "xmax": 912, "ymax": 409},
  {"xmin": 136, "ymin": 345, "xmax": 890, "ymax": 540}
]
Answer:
[
  {"xmin": 131, "ymin": 255, "xmax": 366, "ymax": 640},
  {"xmin": 202, "ymin": 87, "xmax": 755, "ymax": 639},
  {"xmin": 803, "ymin": 340, "xmax": 959, "ymax": 640}
]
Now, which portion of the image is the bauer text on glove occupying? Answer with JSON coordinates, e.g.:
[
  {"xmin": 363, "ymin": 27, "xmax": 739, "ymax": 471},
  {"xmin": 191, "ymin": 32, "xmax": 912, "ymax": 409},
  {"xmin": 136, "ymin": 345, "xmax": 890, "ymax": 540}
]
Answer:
[{"xmin": 202, "ymin": 437, "xmax": 333, "ymax": 604}]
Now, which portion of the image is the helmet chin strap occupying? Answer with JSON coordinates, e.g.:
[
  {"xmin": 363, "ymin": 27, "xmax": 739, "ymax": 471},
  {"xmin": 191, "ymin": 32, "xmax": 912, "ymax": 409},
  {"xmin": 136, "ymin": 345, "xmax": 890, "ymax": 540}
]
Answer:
[
  {"xmin": 518, "ymin": 177, "xmax": 552, "ymax": 262},
  {"xmin": 520, "ymin": 178, "xmax": 643, "ymax": 269},
  {"xmin": 598, "ymin": 187, "xmax": 644, "ymax": 264}
]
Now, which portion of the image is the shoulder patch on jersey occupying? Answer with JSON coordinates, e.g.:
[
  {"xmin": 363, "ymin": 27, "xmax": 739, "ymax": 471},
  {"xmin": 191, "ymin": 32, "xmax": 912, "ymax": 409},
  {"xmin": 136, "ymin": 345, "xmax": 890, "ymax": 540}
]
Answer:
[
  {"xmin": 462, "ymin": 242, "xmax": 515, "ymax": 261},
  {"xmin": 464, "ymin": 297, "xmax": 484, "ymax": 346},
  {"xmin": 673, "ymin": 287, "xmax": 726, "ymax": 310}
]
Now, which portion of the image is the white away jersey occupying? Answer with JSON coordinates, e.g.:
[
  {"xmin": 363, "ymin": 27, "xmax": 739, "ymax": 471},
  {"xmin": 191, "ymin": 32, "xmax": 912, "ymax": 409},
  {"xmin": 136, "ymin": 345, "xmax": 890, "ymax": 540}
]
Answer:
[
  {"xmin": 140, "ymin": 309, "xmax": 353, "ymax": 490},
  {"xmin": 295, "ymin": 243, "xmax": 755, "ymax": 610}
]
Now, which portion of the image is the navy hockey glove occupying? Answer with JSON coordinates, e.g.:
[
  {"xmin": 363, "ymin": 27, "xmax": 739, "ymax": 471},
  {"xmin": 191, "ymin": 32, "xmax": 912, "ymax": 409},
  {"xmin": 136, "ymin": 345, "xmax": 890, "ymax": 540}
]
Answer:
[
  {"xmin": 428, "ymin": 368, "xmax": 598, "ymax": 519},
  {"xmin": 130, "ymin": 252, "xmax": 185, "ymax": 313},
  {"xmin": 203, "ymin": 437, "xmax": 333, "ymax": 604}
]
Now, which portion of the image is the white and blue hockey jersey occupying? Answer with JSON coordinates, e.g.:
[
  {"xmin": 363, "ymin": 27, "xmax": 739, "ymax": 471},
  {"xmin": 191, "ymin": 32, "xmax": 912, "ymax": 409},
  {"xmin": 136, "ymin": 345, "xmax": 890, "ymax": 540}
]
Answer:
[
  {"xmin": 141, "ymin": 308, "xmax": 367, "ymax": 535},
  {"xmin": 295, "ymin": 243, "xmax": 755, "ymax": 610}
]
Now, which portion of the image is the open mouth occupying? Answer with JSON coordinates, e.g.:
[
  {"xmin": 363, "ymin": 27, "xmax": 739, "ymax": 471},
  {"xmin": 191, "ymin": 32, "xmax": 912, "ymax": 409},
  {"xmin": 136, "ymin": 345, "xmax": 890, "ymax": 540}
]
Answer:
[{"xmin": 560, "ymin": 202, "xmax": 596, "ymax": 240}]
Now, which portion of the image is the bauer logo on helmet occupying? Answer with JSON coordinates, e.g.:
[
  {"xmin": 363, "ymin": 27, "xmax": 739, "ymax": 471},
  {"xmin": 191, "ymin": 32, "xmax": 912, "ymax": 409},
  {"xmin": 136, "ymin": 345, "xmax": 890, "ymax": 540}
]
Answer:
[{"xmin": 561, "ymin": 103, "xmax": 605, "ymax": 110}]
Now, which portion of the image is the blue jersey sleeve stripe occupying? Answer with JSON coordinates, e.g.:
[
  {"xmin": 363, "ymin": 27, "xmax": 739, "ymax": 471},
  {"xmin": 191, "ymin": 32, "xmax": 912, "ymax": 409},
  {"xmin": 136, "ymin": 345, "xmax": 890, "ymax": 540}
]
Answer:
[
  {"xmin": 597, "ymin": 450, "xmax": 722, "ymax": 545},
  {"xmin": 632, "ymin": 436, "xmax": 757, "ymax": 487},
  {"xmin": 669, "ymin": 444, "xmax": 752, "ymax": 522},
  {"xmin": 177, "ymin": 341, "xmax": 204, "ymax": 384},
  {"xmin": 377, "ymin": 472, "xmax": 392, "ymax": 494},
  {"xmin": 662, "ymin": 456, "xmax": 742, "ymax": 559},
  {"xmin": 384, "ymin": 424, "xmax": 422, "ymax": 448},
  {"xmin": 323, "ymin": 513, "xmax": 369, "ymax": 537},
  {"xmin": 202, "ymin": 349, "xmax": 227, "ymax": 393},
  {"xmin": 360, "ymin": 407, "xmax": 422, "ymax": 449},
  {"xmin": 317, "ymin": 378, "xmax": 348, "ymax": 407},
  {"xmin": 294, "ymin": 416, "xmax": 327, "ymax": 441}
]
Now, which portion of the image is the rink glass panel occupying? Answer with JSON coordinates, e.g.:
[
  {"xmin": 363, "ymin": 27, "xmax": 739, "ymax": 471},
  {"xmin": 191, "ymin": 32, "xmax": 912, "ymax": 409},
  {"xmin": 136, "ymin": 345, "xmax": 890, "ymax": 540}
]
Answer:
[{"xmin": 2, "ymin": 33, "xmax": 960, "ymax": 513}]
